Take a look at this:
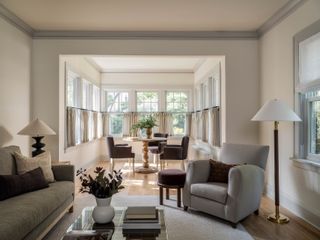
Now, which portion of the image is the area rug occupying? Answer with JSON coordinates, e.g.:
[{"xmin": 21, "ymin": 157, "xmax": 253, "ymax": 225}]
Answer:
[{"xmin": 44, "ymin": 194, "xmax": 253, "ymax": 240}]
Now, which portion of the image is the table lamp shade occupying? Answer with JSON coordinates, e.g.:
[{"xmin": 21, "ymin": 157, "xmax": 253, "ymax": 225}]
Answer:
[
  {"xmin": 251, "ymin": 99, "xmax": 301, "ymax": 122},
  {"xmin": 18, "ymin": 118, "xmax": 56, "ymax": 136}
]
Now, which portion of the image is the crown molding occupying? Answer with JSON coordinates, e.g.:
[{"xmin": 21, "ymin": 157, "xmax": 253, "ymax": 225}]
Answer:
[
  {"xmin": 32, "ymin": 30, "xmax": 258, "ymax": 40},
  {"xmin": 0, "ymin": 3, "xmax": 33, "ymax": 36},
  {"xmin": 0, "ymin": 1, "xmax": 307, "ymax": 40},
  {"xmin": 257, "ymin": 0, "xmax": 308, "ymax": 37}
]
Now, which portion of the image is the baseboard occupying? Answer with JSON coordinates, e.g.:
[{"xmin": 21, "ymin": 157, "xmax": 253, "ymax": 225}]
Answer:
[{"xmin": 265, "ymin": 184, "xmax": 320, "ymax": 230}]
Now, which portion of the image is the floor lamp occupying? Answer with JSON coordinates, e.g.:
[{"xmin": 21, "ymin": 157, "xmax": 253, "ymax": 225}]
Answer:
[
  {"xmin": 18, "ymin": 118, "xmax": 56, "ymax": 157},
  {"xmin": 252, "ymin": 99, "xmax": 301, "ymax": 224}
]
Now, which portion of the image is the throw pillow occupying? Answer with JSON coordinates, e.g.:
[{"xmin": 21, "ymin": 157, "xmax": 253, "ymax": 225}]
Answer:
[
  {"xmin": 207, "ymin": 159, "xmax": 237, "ymax": 183},
  {"xmin": 14, "ymin": 151, "xmax": 55, "ymax": 182},
  {"xmin": 0, "ymin": 167, "xmax": 49, "ymax": 201}
]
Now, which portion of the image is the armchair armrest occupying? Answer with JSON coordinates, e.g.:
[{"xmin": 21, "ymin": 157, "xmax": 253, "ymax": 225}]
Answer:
[
  {"xmin": 52, "ymin": 165, "xmax": 75, "ymax": 182},
  {"xmin": 226, "ymin": 165, "xmax": 264, "ymax": 223},
  {"xmin": 183, "ymin": 160, "xmax": 211, "ymax": 207},
  {"xmin": 115, "ymin": 144, "xmax": 128, "ymax": 146}
]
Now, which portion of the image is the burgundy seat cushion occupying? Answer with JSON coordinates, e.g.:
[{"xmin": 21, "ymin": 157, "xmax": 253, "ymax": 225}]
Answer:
[{"xmin": 158, "ymin": 169, "xmax": 186, "ymax": 186}]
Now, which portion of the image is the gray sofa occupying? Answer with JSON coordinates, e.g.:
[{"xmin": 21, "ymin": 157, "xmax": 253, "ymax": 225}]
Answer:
[
  {"xmin": 0, "ymin": 146, "xmax": 74, "ymax": 240},
  {"xmin": 183, "ymin": 143, "xmax": 269, "ymax": 227}
]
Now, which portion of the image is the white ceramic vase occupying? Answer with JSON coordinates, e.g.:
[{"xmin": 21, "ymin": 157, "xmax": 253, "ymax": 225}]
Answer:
[{"xmin": 92, "ymin": 197, "xmax": 115, "ymax": 224}]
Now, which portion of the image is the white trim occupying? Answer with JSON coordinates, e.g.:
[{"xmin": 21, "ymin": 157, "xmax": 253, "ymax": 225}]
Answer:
[{"xmin": 291, "ymin": 157, "xmax": 320, "ymax": 173}]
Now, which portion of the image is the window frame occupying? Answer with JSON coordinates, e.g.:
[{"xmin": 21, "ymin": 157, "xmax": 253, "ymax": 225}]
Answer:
[
  {"xmin": 136, "ymin": 91, "xmax": 160, "ymax": 112},
  {"xmin": 294, "ymin": 19, "xmax": 320, "ymax": 162}
]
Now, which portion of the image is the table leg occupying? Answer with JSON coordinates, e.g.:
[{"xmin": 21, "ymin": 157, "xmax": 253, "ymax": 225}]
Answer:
[{"xmin": 142, "ymin": 140, "xmax": 149, "ymax": 168}]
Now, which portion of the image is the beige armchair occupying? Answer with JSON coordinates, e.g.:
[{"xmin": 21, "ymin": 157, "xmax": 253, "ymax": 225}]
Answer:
[{"xmin": 183, "ymin": 143, "xmax": 269, "ymax": 227}]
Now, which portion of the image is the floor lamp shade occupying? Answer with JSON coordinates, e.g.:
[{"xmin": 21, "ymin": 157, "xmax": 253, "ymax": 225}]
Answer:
[
  {"xmin": 252, "ymin": 99, "xmax": 301, "ymax": 224},
  {"xmin": 18, "ymin": 118, "xmax": 56, "ymax": 157}
]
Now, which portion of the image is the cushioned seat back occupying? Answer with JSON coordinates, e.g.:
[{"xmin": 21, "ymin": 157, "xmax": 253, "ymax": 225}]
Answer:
[
  {"xmin": 106, "ymin": 136, "xmax": 115, "ymax": 157},
  {"xmin": 220, "ymin": 143, "xmax": 269, "ymax": 170},
  {"xmin": 0, "ymin": 146, "xmax": 21, "ymax": 175},
  {"xmin": 181, "ymin": 136, "xmax": 189, "ymax": 159}
]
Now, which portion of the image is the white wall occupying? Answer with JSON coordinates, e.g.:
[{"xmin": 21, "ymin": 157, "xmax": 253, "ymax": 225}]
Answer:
[
  {"xmin": 58, "ymin": 56, "xmax": 103, "ymax": 168},
  {"xmin": 32, "ymin": 38, "xmax": 260, "ymax": 166},
  {"xmin": 0, "ymin": 18, "xmax": 32, "ymax": 155},
  {"xmin": 259, "ymin": 0, "xmax": 320, "ymax": 228}
]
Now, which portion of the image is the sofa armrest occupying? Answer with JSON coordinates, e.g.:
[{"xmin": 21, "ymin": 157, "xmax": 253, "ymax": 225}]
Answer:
[
  {"xmin": 183, "ymin": 160, "xmax": 211, "ymax": 207},
  {"xmin": 226, "ymin": 165, "xmax": 264, "ymax": 223},
  {"xmin": 52, "ymin": 165, "xmax": 75, "ymax": 182}
]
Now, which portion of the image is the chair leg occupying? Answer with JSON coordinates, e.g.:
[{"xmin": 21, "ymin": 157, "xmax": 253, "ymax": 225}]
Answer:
[
  {"xmin": 159, "ymin": 186, "xmax": 163, "ymax": 205},
  {"xmin": 183, "ymin": 206, "xmax": 188, "ymax": 211},
  {"xmin": 132, "ymin": 158, "xmax": 135, "ymax": 172},
  {"xmin": 165, "ymin": 188, "xmax": 169, "ymax": 199},
  {"xmin": 254, "ymin": 209, "xmax": 259, "ymax": 215},
  {"xmin": 177, "ymin": 188, "xmax": 181, "ymax": 207}
]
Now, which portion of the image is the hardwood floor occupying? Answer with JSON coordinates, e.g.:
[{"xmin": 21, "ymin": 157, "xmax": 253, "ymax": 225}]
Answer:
[{"xmin": 77, "ymin": 159, "xmax": 320, "ymax": 240}]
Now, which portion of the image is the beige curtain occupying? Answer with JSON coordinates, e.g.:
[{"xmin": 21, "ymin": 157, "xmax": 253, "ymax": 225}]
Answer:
[
  {"xmin": 81, "ymin": 110, "xmax": 89, "ymax": 143},
  {"xmin": 155, "ymin": 112, "xmax": 173, "ymax": 135},
  {"xmin": 196, "ymin": 111, "xmax": 203, "ymax": 140},
  {"xmin": 190, "ymin": 113, "xmax": 197, "ymax": 139},
  {"xmin": 97, "ymin": 113, "xmax": 103, "ymax": 138},
  {"xmin": 93, "ymin": 111, "xmax": 98, "ymax": 139},
  {"xmin": 209, "ymin": 107, "xmax": 220, "ymax": 146},
  {"xmin": 102, "ymin": 113, "xmax": 109, "ymax": 137},
  {"xmin": 122, "ymin": 112, "xmax": 139, "ymax": 136},
  {"xmin": 202, "ymin": 110, "xmax": 209, "ymax": 142},
  {"xmin": 185, "ymin": 113, "xmax": 192, "ymax": 137},
  {"xmin": 66, "ymin": 107, "xmax": 76, "ymax": 147}
]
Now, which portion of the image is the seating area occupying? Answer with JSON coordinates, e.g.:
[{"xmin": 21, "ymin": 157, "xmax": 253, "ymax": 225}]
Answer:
[{"xmin": 1, "ymin": 1, "xmax": 320, "ymax": 240}]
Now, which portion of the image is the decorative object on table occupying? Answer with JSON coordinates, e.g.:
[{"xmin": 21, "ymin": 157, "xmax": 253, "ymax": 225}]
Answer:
[
  {"xmin": 252, "ymin": 98, "xmax": 301, "ymax": 224},
  {"xmin": 77, "ymin": 167, "xmax": 124, "ymax": 224},
  {"xmin": 18, "ymin": 118, "xmax": 56, "ymax": 157},
  {"xmin": 131, "ymin": 115, "xmax": 157, "ymax": 139}
]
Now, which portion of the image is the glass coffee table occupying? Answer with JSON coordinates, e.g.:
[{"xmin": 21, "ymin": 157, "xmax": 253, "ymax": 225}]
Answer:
[{"xmin": 62, "ymin": 207, "xmax": 167, "ymax": 240}]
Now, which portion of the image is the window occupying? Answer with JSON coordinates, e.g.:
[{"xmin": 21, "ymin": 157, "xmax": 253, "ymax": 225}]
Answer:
[
  {"xmin": 136, "ymin": 91, "xmax": 159, "ymax": 112},
  {"xmin": 66, "ymin": 70, "xmax": 81, "ymax": 108},
  {"xmin": 166, "ymin": 91, "xmax": 188, "ymax": 112},
  {"xmin": 166, "ymin": 91, "xmax": 188, "ymax": 135},
  {"xmin": 92, "ymin": 85, "xmax": 100, "ymax": 111},
  {"xmin": 82, "ymin": 79, "xmax": 92, "ymax": 110},
  {"xmin": 295, "ymin": 26, "xmax": 320, "ymax": 160},
  {"xmin": 105, "ymin": 91, "xmax": 129, "ymax": 112},
  {"xmin": 109, "ymin": 114, "xmax": 123, "ymax": 136}
]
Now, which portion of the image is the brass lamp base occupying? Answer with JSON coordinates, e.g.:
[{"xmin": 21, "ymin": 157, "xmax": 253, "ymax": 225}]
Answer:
[{"xmin": 267, "ymin": 213, "xmax": 290, "ymax": 224}]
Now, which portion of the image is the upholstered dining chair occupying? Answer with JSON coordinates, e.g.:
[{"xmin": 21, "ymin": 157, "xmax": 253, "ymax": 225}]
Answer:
[
  {"xmin": 148, "ymin": 133, "xmax": 169, "ymax": 168},
  {"xmin": 183, "ymin": 143, "xmax": 269, "ymax": 228},
  {"xmin": 160, "ymin": 136, "xmax": 189, "ymax": 170},
  {"xmin": 106, "ymin": 136, "xmax": 135, "ymax": 172}
]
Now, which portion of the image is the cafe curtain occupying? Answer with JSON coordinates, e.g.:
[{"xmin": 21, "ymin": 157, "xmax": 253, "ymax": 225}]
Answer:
[
  {"xmin": 102, "ymin": 113, "xmax": 109, "ymax": 137},
  {"xmin": 66, "ymin": 107, "xmax": 76, "ymax": 147}
]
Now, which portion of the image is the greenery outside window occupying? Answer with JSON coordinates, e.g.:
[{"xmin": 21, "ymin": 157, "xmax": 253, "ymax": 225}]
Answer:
[
  {"xmin": 136, "ymin": 91, "xmax": 159, "ymax": 112},
  {"xmin": 166, "ymin": 91, "xmax": 188, "ymax": 135},
  {"xmin": 109, "ymin": 114, "xmax": 123, "ymax": 136},
  {"xmin": 106, "ymin": 91, "xmax": 129, "ymax": 112}
]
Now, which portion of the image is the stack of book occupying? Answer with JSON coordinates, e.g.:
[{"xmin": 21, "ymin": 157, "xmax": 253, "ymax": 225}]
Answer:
[{"xmin": 122, "ymin": 206, "xmax": 161, "ymax": 237}]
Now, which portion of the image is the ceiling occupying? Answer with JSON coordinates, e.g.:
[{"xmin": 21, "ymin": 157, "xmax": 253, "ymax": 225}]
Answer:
[
  {"xmin": 88, "ymin": 56, "xmax": 219, "ymax": 73},
  {"xmin": 0, "ymin": 0, "xmax": 290, "ymax": 31}
]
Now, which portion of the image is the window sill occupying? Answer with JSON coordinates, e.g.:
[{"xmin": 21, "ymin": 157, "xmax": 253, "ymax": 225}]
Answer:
[{"xmin": 290, "ymin": 158, "xmax": 320, "ymax": 173}]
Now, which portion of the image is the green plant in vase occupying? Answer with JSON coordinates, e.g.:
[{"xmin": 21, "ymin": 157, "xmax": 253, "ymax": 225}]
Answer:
[{"xmin": 131, "ymin": 115, "xmax": 157, "ymax": 139}]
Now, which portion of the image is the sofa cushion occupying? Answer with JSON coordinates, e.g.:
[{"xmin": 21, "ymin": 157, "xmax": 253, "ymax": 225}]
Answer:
[
  {"xmin": 0, "ymin": 181, "xmax": 74, "ymax": 240},
  {"xmin": 208, "ymin": 159, "xmax": 237, "ymax": 183},
  {"xmin": 0, "ymin": 167, "xmax": 48, "ymax": 200},
  {"xmin": 0, "ymin": 146, "xmax": 20, "ymax": 175},
  {"xmin": 14, "ymin": 151, "xmax": 55, "ymax": 182},
  {"xmin": 191, "ymin": 182, "xmax": 228, "ymax": 204}
]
